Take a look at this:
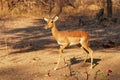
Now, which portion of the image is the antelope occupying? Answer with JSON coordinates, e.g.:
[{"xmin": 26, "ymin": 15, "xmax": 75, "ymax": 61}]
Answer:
[{"xmin": 44, "ymin": 16, "xmax": 93, "ymax": 70}]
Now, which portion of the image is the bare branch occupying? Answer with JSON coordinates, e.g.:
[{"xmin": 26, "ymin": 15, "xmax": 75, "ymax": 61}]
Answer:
[{"xmin": 39, "ymin": 0, "xmax": 50, "ymax": 6}]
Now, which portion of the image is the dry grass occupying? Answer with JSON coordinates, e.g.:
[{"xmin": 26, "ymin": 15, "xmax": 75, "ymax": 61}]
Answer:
[{"xmin": 0, "ymin": 0, "xmax": 120, "ymax": 18}]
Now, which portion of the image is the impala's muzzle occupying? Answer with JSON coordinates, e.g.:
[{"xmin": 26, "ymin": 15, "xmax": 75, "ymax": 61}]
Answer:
[
  {"xmin": 44, "ymin": 26, "xmax": 48, "ymax": 29},
  {"xmin": 44, "ymin": 24, "xmax": 52, "ymax": 29},
  {"xmin": 44, "ymin": 24, "xmax": 49, "ymax": 29}
]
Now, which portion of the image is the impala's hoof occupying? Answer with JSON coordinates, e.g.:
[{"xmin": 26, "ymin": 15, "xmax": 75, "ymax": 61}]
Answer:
[
  {"xmin": 90, "ymin": 66, "xmax": 93, "ymax": 69},
  {"xmin": 54, "ymin": 68, "xmax": 57, "ymax": 70},
  {"xmin": 90, "ymin": 64, "xmax": 95, "ymax": 69},
  {"xmin": 65, "ymin": 63, "xmax": 68, "ymax": 66}
]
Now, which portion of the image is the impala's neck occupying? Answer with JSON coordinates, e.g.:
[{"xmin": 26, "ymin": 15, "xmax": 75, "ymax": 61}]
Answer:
[{"xmin": 51, "ymin": 23, "xmax": 59, "ymax": 40}]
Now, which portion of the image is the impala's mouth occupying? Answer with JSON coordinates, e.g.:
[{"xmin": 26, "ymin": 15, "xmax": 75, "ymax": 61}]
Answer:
[
  {"xmin": 44, "ymin": 26, "xmax": 48, "ymax": 29},
  {"xmin": 44, "ymin": 27, "xmax": 47, "ymax": 29},
  {"xmin": 44, "ymin": 25, "xmax": 52, "ymax": 29}
]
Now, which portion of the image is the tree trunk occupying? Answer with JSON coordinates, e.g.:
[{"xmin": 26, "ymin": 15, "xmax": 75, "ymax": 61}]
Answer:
[
  {"xmin": 0, "ymin": 0, "xmax": 3, "ymax": 10},
  {"xmin": 107, "ymin": 0, "xmax": 112, "ymax": 17}
]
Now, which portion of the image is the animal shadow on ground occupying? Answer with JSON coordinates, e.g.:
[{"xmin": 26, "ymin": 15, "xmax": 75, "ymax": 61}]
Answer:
[
  {"xmin": 57, "ymin": 57, "xmax": 101, "ymax": 70},
  {"xmin": 70, "ymin": 57, "xmax": 101, "ymax": 68}
]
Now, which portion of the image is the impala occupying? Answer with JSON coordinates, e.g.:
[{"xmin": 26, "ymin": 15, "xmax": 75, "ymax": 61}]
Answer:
[{"xmin": 44, "ymin": 16, "xmax": 93, "ymax": 70}]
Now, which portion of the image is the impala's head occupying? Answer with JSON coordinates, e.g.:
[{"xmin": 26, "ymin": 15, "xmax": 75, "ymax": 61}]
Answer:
[{"xmin": 44, "ymin": 16, "xmax": 59, "ymax": 29}]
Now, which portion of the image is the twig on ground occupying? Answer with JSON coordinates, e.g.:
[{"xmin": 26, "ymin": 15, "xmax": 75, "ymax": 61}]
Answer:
[{"xmin": 94, "ymin": 70, "xmax": 100, "ymax": 80}]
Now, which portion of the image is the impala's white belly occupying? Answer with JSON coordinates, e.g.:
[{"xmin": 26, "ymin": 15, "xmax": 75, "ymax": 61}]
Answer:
[
  {"xmin": 57, "ymin": 41, "xmax": 80, "ymax": 46},
  {"xmin": 57, "ymin": 37, "xmax": 81, "ymax": 46},
  {"xmin": 69, "ymin": 42, "xmax": 80, "ymax": 46}
]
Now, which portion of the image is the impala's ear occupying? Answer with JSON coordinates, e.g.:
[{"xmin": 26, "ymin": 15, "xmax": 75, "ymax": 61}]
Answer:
[
  {"xmin": 53, "ymin": 16, "xmax": 59, "ymax": 22},
  {"xmin": 44, "ymin": 18, "xmax": 48, "ymax": 22}
]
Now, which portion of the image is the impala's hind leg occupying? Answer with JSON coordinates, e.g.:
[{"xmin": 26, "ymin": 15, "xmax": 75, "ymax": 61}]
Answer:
[
  {"xmin": 83, "ymin": 49, "xmax": 89, "ymax": 63},
  {"xmin": 80, "ymin": 38, "xmax": 93, "ymax": 69}
]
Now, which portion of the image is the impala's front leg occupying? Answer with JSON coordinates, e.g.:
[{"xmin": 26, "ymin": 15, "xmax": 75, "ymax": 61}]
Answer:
[
  {"xmin": 54, "ymin": 43, "xmax": 69, "ymax": 70},
  {"xmin": 84, "ymin": 53, "xmax": 88, "ymax": 63}
]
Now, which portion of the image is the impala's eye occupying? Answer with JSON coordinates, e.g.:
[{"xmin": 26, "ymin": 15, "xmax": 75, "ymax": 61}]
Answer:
[{"xmin": 51, "ymin": 21, "xmax": 53, "ymax": 23}]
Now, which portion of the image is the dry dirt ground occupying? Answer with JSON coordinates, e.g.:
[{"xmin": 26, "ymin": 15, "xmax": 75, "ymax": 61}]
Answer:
[{"xmin": 0, "ymin": 17, "xmax": 120, "ymax": 80}]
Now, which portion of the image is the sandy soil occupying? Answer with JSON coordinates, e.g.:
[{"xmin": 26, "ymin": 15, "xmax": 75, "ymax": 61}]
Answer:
[{"xmin": 0, "ymin": 17, "xmax": 120, "ymax": 80}]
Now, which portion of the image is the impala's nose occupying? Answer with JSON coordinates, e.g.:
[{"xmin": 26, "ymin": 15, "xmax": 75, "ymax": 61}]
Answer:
[{"xmin": 44, "ymin": 27, "xmax": 48, "ymax": 29}]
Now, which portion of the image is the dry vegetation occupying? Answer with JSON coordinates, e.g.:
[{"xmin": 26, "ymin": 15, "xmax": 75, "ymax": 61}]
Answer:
[
  {"xmin": 0, "ymin": 0, "xmax": 119, "ymax": 17},
  {"xmin": 0, "ymin": 0, "xmax": 120, "ymax": 80}
]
